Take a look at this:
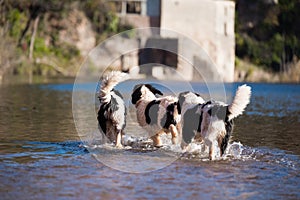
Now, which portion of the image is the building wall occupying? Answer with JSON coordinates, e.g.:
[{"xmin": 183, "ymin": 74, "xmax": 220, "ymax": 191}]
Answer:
[
  {"xmin": 160, "ymin": 0, "xmax": 235, "ymax": 82},
  {"xmin": 215, "ymin": 0, "xmax": 235, "ymax": 82}
]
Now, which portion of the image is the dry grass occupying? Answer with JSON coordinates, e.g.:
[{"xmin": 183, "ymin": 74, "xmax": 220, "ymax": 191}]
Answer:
[{"xmin": 234, "ymin": 57, "xmax": 299, "ymax": 83}]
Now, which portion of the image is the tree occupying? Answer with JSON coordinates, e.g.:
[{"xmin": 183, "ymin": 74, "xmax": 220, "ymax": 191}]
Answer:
[
  {"xmin": 236, "ymin": 0, "xmax": 300, "ymax": 72},
  {"xmin": 278, "ymin": 0, "xmax": 300, "ymax": 72}
]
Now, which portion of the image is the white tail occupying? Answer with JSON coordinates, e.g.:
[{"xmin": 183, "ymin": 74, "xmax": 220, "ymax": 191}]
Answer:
[
  {"xmin": 99, "ymin": 71, "xmax": 130, "ymax": 103},
  {"xmin": 228, "ymin": 84, "xmax": 251, "ymax": 120}
]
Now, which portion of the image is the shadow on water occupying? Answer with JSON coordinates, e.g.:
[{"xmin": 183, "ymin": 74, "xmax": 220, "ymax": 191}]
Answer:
[{"xmin": 0, "ymin": 81, "xmax": 299, "ymax": 199}]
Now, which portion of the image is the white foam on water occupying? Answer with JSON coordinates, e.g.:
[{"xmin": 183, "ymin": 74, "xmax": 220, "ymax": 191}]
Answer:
[{"xmin": 83, "ymin": 134, "xmax": 299, "ymax": 171}]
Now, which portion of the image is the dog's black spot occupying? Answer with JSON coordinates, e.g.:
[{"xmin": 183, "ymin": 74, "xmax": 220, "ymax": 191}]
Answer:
[
  {"xmin": 182, "ymin": 105, "xmax": 202, "ymax": 143},
  {"xmin": 97, "ymin": 95, "xmax": 121, "ymax": 134},
  {"xmin": 161, "ymin": 103, "xmax": 177, "ymax": 129},
  {"xmin": 177, "ymin": 100, "xmax": 182, "ymax": 115},
  {"xmin": 131, "ymin": 84, "xmax": 163, "ymax": 104},
  {"xmin": 178, "ymin": 91, "xmax": 189, "ymax": 114},
  {"xmin": 145, "ymin": 84, "xmax": 163, "ymax": 96},
  {"xmin": 145, "ymin": 100, "xmax": 160, "ymax": 124},
  {"xmin": 208, "ymin": 108, "xmax": 211, "ymax": 116},
  {"xmin": 131, "ymin": 85, "xmax": 143, "ymax": 104},
  {"xmin": 97, "ymin": 103, "xmax": 109, "ymax": 134},
  {"xmin": 194, "ymin": 92, "xmax": 202, "ymax": 97},
  {"xmin": 178, "ymin": 92, "xmax": 187, "ymax": 106},
  {"xmin": 202, "ymin": 100, "xmax": 212, "ymax": 109},
  {"xmin": 196, "ymin": 106, "xmax": 203, "ymax": 133},
  {"xmin": 216, "ymin": 106, "xmax": 227, "ymax": 120},
  {"xmin": 207, "ymin": 105, "xmax": 228, "ymax": 121},
  {"xmin": 112, "ymin": 89, "xmax": 123, "ymax": 99},
  {"xmin": 220, "ymin": 119, "xmax": 233, "ymax": 155}
]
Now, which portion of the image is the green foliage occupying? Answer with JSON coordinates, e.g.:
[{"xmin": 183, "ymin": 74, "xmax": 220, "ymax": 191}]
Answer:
[
  {"xmin": 51, "ymin": 44, "xmax": 80, "ymax": 60},
  {"xmin": 236, "ymin": 33, "xmax": 286, "ymax": 71},
  {"xmin": 81, "ymin": 0, "xmax": 113, "ymax": 33},
  {"xmin": 80, "ymin": 0, "xmax": 133, "ymax": 39},
  {"xmin": 34, "ymin": 37, "xmax": 50, "ymax": 55},
  {"xmin": 32, "ymin": 36, "xmax": 79, "ymax": 65},
  {"xmin": 236, "ymin": 0, "xmax": 300, "ymax": 72},
  {"xmin": 107, "ymin": 11, "xmax": 119, "ymax": 33},
  {"xmin": 7, "ymin": 9, "xmax": 27, "ymax": 38}
]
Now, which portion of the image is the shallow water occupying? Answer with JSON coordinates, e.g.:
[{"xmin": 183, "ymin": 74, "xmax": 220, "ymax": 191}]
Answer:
[{"xmin": 0, "ymin": 81, "xmax": 299, "ymax": 199}]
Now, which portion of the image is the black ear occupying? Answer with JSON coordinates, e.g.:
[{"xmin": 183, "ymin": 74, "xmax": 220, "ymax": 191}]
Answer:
[
  {"xmin": 131, "ymin": 85, "xmax": 143, "ymax": 104},
  {"xmin": 194, "ymin": 92, "xmax": 202, "ymax": 97},
  {"xmin": 178, "ymin": 92, "xmax": 189, "ymax": 107},
  {"xmin": 145, "ymin": 84, "xmax": 163, "ymax": 96},
  {"xmin": 177, "ymin": 100, "xmax": 181, "ymax": 115}
]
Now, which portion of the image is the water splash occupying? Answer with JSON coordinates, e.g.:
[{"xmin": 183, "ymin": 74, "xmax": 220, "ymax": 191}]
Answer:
[
  {"xmin": 83, "ymin": 135, "xmax": 249, "ymax": 162},
  {"xmin": 83, "ymin": 136, "xmax": 300, "ymax": 171}
]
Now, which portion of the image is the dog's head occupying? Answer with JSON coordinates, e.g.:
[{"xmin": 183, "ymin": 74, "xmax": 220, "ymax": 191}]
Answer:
[
  {"xmin": 179, "ymin": 92, "xmax": 205, "ymax": 105},
  {"xmin": 131, "ymin": 84, "xmax": 163, "ymax": 104},
  {"xmin": 178, "ymin": 91, "xmax": 205, "ymax": 114}
]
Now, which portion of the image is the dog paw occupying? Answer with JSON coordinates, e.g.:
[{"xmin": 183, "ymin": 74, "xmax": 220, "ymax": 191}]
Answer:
[{"xmin": 115, "ymin": 144, "xmax": 123, "ymax": 149}]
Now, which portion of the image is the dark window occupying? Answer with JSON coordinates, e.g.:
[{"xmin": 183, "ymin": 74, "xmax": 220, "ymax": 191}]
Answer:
[
  {"xmin": 126, "ymin": 1, "xmax": 142, "ymax": 14},
  {"xmin": 139, "ymin": 38, "xmax": 178, "ymax": 69}
]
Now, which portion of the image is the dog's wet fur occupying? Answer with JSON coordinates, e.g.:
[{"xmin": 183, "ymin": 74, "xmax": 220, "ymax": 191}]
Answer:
[
  {"xmin": 97, "ymin": 73, "xmax": 251, "ymax": 160},
  {"xmin": 97, "ymin": 71, "xmax": 129, "ymax": 147},
  {"xmin": 178, "ymin": 85, "xmax": 251, "ymax": 160},
  {"xmin": 131, "ymin": 84, "xmax": 181, "ymax": 147}
]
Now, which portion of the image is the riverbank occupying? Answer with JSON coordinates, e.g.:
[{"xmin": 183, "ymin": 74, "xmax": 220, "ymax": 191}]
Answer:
[
  {"xmin": 234, "ymin": 58, "xmax": 300, "ymax": 83},
  {"xmin": 1, "ymin": 61, "xmax": 299, "ymax": 85}
]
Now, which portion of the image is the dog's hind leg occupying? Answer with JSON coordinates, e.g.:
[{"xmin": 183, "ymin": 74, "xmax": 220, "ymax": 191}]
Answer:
[
  {"xmin": 151, "ymin": 129, "xmax": 165, "ymax": 147},
  {"xmin": 207, "ymin": 140, "xmax": 219, "ymax": 160},
  {"xmin": 169, "ymin": 124, "xmax": 179, "ymax": 145},
  {"xmin": 115, "ymin": 130, "xmax": 123, "ymax": 148},
  {"xmin": 194, "ymin": 133, "xmax": 203, "ymax": 143}
]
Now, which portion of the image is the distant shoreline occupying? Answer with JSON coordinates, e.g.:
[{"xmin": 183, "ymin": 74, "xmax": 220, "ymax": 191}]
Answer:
[{"xmin": 1, "ymin": 72, "xmax": 299, "ymax": 86}]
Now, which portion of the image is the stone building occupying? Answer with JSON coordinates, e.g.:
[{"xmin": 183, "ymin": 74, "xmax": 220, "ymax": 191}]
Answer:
[{"xmin": 105, "ymin": 0, "xmax": 235, "ymax": 82}]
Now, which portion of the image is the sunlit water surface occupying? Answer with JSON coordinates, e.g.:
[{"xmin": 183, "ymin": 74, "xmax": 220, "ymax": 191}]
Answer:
[{"xmin": 0, "ymin": 81, "xmax": 299, "ymax": 199}]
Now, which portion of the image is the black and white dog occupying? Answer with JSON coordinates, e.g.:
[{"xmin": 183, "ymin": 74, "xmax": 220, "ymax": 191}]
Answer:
[
  {"xmin": 178, "ymin": 85, "xmax": 251, "ymax": 160},
  {"xmin": 97, "ymin": 71, "xmax": 129, "ymax": 147},
  {"xmin": 131, "ymin": 84, "xmax": 181, "ymax": 147}
]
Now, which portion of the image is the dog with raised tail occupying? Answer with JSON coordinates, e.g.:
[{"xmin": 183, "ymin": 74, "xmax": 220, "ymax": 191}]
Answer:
[
  {"xmin": 179, "ymin": 84, "xmax": 251, "ymax": 160},
  {"xmin": 97, "ymin": 71, "xmax": 129, "ymax": 147},
  {"xmin": 131, "ymin": 84, "xmax": 181, "ymax": 147}
]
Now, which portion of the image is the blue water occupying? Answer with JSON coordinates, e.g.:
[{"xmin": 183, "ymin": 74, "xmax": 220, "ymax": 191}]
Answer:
[{"xmin": 0, "ymin": 81, "xmax": 299, "ymax": 199}]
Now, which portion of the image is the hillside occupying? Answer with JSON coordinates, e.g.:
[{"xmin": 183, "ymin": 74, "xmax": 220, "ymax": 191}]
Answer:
[
  {"xmin": 0, "ymin": 0, "xmax": 299, "ymax": 83},
  {"xmin": 0, "ymin": 0, "xmax": 130, "ymax": 82}
]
